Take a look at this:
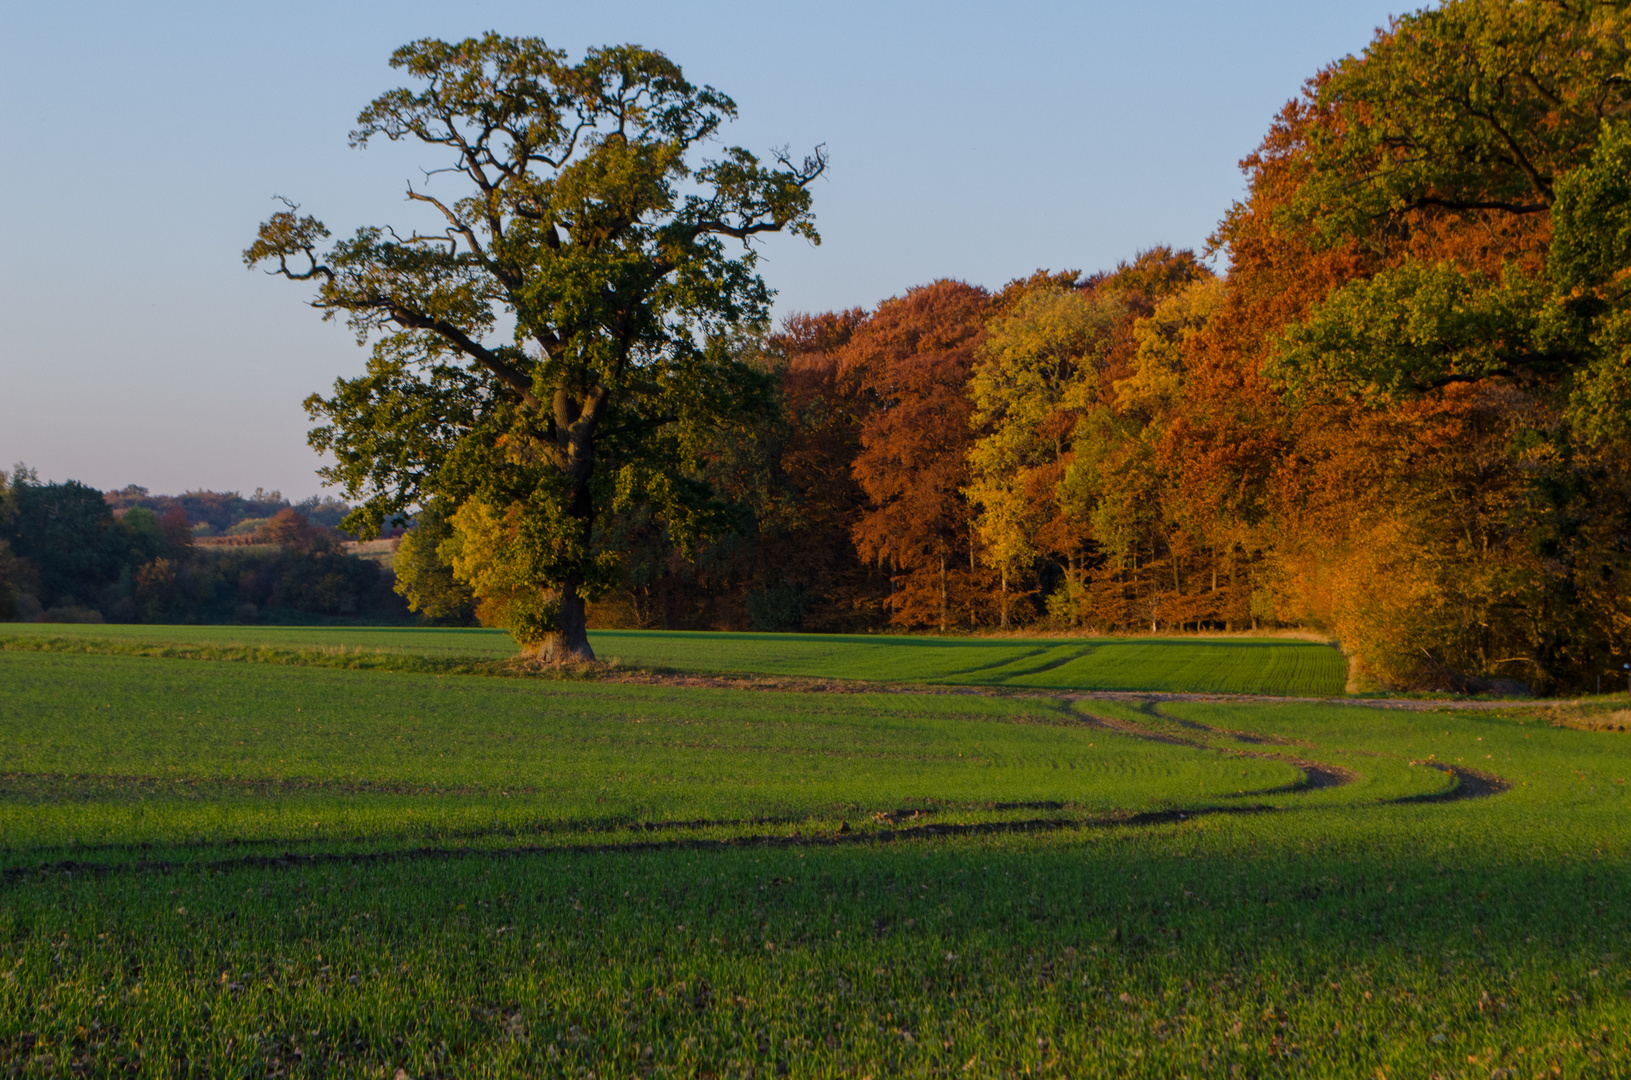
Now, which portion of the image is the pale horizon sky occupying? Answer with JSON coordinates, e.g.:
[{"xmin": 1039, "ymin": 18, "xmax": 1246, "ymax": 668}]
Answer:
[{"xmin": 0, "ymin": 0, "xmax": 1403, "ymax": 501}]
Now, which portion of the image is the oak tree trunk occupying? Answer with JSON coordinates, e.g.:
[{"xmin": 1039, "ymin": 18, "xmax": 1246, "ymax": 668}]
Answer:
[
  {"xmin": 534, "ymin": 477, "xmax": 597, "ymax": 663},
  {"xmin": 533, "ymin": 575, "xmax": 596, "ymax": 662},
  {"xmin": 557, "ymin": 574, "xmax": 596, "ymax": 660}
]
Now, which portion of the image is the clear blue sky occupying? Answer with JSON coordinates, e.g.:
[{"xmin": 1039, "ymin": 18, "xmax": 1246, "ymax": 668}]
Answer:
[{"xmin": 0, "ymin": 0, "xmax": 1402, "ymax": 501}]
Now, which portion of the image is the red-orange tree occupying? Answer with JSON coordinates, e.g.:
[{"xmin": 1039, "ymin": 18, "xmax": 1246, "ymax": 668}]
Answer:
[
  {"xmin": 760, "ymin": 311, "xmax": 886, "ymax": 629},
  {"xmin": 845, "ymin": 281, "xmax": 994, "ymax": 630}
]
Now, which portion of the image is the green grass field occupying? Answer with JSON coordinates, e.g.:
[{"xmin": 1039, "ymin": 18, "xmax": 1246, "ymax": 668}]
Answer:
[
  {"xmin": 0, "ymin": 652, "xmax": 1307, "ymax": 853},
  {"xmin": 1, "ymin": 632, "xmax": 1627, "ymax": 1077},
  {"xmin": 0, "ymin": 623, "xmax": 521, "ymax": 658},
  {"xmin": 0, "ymin": 623, "xmax": 1350, "ymax": 695}
]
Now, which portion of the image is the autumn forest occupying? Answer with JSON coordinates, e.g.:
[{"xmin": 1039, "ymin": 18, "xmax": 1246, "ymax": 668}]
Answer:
[{"xmin": 377, "ymin": 2, "xmax": 1627, "ymax": 697}]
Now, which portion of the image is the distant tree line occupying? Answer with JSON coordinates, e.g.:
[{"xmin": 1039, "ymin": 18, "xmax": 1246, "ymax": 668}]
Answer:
[
  {"xmin": 104, "ymin": 485, "xmax": 356, "ymax": 537},
  {"xmin": 0, "ymin": 469, "xmax": 408, "ymax": 625}
]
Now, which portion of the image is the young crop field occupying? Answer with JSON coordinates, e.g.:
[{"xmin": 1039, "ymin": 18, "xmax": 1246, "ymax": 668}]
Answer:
[
  {"xmin": 0, "ymin": 623, "xmax": 521, "ymax": 660},
  {"xmin": 1, "ymin": 638, "xmax": 1628, "ymax": 1077},
  {"xmin": 0, "ymin": 624, "xmax": 1349, "ymax": 696}
]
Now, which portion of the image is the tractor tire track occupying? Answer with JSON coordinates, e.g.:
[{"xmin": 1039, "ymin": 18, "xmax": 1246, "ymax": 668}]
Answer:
[
  {"xmin": 1, "ymin": 804, "xmax": 1280, "ymax": 886},
  {"xmin": 1071, "ymin": 706, "xmax": 1361, "ymax": 796},
  {"xmin": 1073, "ymin": 703, "xmax": 1510, "ymax": 804},
  {"xmin": 1391, "ymin": 762, "xmax": 1512, "ymax": 802}
]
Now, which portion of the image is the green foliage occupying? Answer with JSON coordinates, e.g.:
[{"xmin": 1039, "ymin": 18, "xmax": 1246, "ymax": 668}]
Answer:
[
  {"xmin": 391, "ymin": 500, "xmax": 478, "ymax": 624},
  {"xmin": 1550, "ymin": 122, "xmax": 1631, "ymax": 297},
  {"xmin": 247, "ymin": 34, "xmax": 822, "ymax": 655},
  {"xmin": 1267, "ymin": 260, "xmax": 1553, "ymax": 403},
  {"xmin": 1267, "ymin": 1, "xmax": 1631, "ymax": 451},
  {"xmin": 966, "ymin": 288, "xmax": 1123, "ymax": 594},
  {"xmin": 1568, "ymin": 308, "xmax": 1631, "ymax": 445},
  {"xmin": 1205, "ymin": 0, "xmax": 1631, "ymax": 694},
  {"xmin": 0, "ymin": 470, "xmax": 25, "ymax": 620},
  {"xmin": 743, "ymin": 582, "xmax": 807, "ymax": 632},
  {"xmin": 1291, "ymin": 0, "xmax": 1630, "ymax": 243},
  {"xmin": 1549, "ymin": 122, "xmax": 1631, "ymax": 444},
  {"xmin": 1114, "ymin": 277, "xmax": 1226, "ymax": 419},
  {"xmin": 3, "ymin": 476, "xmax": 129, "ymax": 608},
  {"xmin": 0, "ymin": 540, "xmax": 26, "ymax": 621},
  {"xmin": 119, "ymin": 506, "xmax": 167, "ymax": 560}
]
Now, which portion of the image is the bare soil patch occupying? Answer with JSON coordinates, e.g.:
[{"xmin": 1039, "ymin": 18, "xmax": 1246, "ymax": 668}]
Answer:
[
  {"xmin": 1547, "ymin": 708, "xmax": 1631, "ymax": 733},
  {"xmin": 1392, "ymin": 763, "xmax": 1513, "ymax": 803}
]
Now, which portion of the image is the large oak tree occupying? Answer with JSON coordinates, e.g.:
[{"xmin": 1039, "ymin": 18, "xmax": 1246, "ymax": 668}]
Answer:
[{"xmin": 246, "ymin": 34, "xmax": 824, "ymax": 659}]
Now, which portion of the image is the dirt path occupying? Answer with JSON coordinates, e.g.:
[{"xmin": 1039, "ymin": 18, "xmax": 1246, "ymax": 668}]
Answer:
[
  {"xmin": 602, "ymin": 669, "xmax": 1533, "ymax": 712},
  {"xmin": 0, "ymin": 744, "xmax": 1507, "ymax": 886},
  {"xmin": 6, "ymin": 756, "xmax": 1513, "ymax": 884},
  {"xmin": 0, "ymin": 655, "xmax": 1517, "ymax": 884},
  {"xmin": 607, "ymin": 671, "xmax": 1516, "ymax": 804},
  {"xmin": 1064, "ymin": 690, "xmax": 1537, "ymax": 712},
  {"xmin": 5, "ymin": 804, "xmax": 1293, "ymax": 884}
]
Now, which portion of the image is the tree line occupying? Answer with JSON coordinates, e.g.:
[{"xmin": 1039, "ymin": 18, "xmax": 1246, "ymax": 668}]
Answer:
[
  {"xmin": 104, "ymin": 485, "xmax": 354, "ymax": 537},
  {"xmin": 0, "ymin": 471, "xmax": 407, "ymax": 624},
  {"xmin": 233, "ymin": 3, "xmax": 1629, "ymax": 693}
]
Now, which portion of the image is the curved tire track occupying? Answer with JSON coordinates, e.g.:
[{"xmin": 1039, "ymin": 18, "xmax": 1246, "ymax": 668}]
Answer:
[
  {"xmin": 0, "ymin": 690, "xmax": 1512, "ymax": 887},
  {"xmin": 1072, "ymin": 704, "xmax": 1509, "ymax": 804},
  {"xmin": 1072, "ymin": 707, "xmax": 1362, "ymax": 797},
  {"xmin": 3, "ymin": 804, "xmax": 1286, "ymax": 885},
  {"xmin": 1391, "ymin": 762, "xmax": 1512, "ymax": 803}
]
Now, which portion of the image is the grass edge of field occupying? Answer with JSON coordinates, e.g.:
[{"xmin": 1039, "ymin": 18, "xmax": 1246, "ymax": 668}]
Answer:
[{"xmin": 0, "ymin": 630, "xmax": 1364, "ymax": 699}]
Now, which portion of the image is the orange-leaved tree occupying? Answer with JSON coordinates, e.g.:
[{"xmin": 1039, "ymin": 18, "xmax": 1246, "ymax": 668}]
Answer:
[{"xmin": 846, "ymin": 281, "xmax": 995, "ymax": 631}]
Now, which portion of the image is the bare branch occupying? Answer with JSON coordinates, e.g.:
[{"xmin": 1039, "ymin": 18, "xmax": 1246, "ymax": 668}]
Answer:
[
  {"xmin": 690, "ymin": 219, "xmax": 795, "ymax": 241},
  {"xmin": 272, "ymin": 251, "xmax": 333, "ymax": 282},
  {"xmin": 1405, "ymin": 194, "xmax": 1550, "ymax": 214},
  {"xmin": 381, "ymin": 302, "xmax": 543, "ymax": 411},
  {"xmin": 1463, "ymin": 104, "xmax": 1555, "ymax": 204},
  {"xmin": 405, "ymin": 185, "xmax": 487, "ymax": 257}
]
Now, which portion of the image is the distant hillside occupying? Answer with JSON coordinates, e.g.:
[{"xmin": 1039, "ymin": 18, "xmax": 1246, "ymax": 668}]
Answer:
[
  {"xmin": 1, "ymin": 469, "xmax": 421, "ymax": 625},
  {"xmin": 102, "ymin": 485, "xmax": 374, "ymax": 538}
]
